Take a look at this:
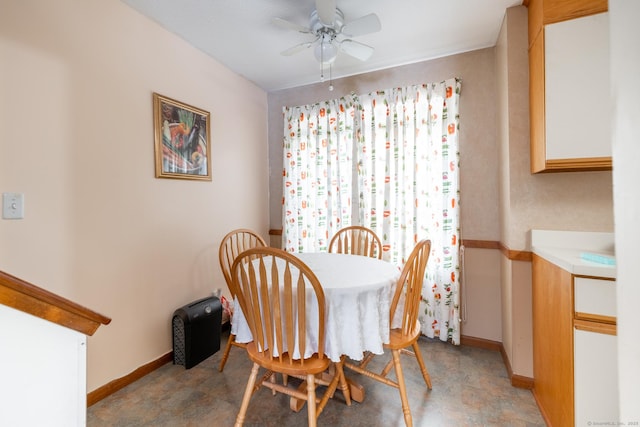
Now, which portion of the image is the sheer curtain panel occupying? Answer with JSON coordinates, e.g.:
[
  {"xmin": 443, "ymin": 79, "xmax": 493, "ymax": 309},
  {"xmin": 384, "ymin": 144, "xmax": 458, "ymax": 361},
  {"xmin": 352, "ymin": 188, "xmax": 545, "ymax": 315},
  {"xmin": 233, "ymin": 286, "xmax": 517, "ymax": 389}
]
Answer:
[
  {"xmin": 282, "ymin": 97, "xmax": 357, "ymax": 252},
  {"xmin": 357, "ymin": 79, "xmax": 462, "ymax": 344}
]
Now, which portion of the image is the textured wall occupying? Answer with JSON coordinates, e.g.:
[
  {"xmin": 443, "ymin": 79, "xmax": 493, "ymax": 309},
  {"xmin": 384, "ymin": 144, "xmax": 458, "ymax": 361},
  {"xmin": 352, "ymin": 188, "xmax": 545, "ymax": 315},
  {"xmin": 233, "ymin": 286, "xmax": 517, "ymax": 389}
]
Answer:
[
  {"xmin": 268, "ymin": 48, "xmax": 501, "ymax": 243},
  {"xmin": 268, "ymin": 47, "xmax": 503, "ymax": 341},
  {"xmin": 501, "ymin": 8, "xmax": 614, "ymax": 251},
  {"xmin": 496, "ymin": 5, "xmax": 614, "ymax": 378}
]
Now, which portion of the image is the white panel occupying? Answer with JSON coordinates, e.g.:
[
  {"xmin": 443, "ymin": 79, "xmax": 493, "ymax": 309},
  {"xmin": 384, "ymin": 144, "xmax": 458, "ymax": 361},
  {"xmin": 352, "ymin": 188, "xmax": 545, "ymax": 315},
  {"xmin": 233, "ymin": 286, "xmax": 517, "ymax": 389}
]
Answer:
[
  {"xmin": 574, "ymin": 277, "xmax": 617, "ymax": 317},
  {"xmin": 545, "ymin": 12, "xmax": 610, "ymax": 160},
  {"xmin": 611, "ymin": 1, "xmax": 640, "ymax": 421},
  {"xmin": 0, "ymin": 304, "xmax": 86, "ymax": 427},
  {"xmin": 574, "ymin": 328, "xmax": 619, "ymax": 426}
]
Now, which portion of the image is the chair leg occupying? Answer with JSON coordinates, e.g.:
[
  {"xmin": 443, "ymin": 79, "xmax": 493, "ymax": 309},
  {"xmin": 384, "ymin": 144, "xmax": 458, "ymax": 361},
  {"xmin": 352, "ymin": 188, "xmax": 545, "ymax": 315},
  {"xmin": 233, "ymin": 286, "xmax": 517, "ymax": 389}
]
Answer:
[
  {"xmin": 219, "ymin": 333, "xmax": 236, "ymax": 372},
  {"xmin": 358, "ymin": 351, "xmax": 375, "ymax": 369},
  {"xmin": 381, "ymin": 359, "xmax": 394, "ymax": 377},
  {"xmin": 336, "ymin": 356, "xmax": 352, "ymax": 406},
  {"xmin": 306, "ymin": 373, "xmax": 318, "ymax": 427},
  {"xmin": 412, "ymin": 341, "xmax": 432, "ymax": 390},
  {"xmin": 392, "ymin": 349, "xmax": 413, "ymax": 427},
  {"xmin": 316, "ymin": 372, "xmax": 337, "ymax": 417},
  {"xmin": 234, "ymin": 362, "xmax": 260, "ymax": 427}
]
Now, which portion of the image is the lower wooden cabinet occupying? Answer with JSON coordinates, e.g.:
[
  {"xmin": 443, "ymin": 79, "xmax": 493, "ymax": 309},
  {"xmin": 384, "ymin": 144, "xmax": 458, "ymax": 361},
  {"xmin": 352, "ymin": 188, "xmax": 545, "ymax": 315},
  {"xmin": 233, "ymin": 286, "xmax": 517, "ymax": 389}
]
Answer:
[{"xmin": 532, "ymin": 255, "xmax": 617, "ymax": 426}]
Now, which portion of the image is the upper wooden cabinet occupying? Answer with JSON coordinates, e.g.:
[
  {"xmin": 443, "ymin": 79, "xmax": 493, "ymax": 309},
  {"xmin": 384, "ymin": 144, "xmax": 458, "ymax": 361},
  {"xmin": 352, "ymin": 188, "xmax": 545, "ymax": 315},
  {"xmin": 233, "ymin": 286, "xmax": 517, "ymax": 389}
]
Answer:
[{"xmin": 527, "ymin": 0, "xmax": 611, "ymax": 173}]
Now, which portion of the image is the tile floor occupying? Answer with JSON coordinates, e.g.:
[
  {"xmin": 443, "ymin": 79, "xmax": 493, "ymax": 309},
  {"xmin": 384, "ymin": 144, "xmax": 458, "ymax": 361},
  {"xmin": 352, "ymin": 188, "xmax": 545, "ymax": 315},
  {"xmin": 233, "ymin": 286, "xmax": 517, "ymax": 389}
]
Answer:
[{"xmin": 87, "ymin": 331, "xmax": 545, "ymax": 426}]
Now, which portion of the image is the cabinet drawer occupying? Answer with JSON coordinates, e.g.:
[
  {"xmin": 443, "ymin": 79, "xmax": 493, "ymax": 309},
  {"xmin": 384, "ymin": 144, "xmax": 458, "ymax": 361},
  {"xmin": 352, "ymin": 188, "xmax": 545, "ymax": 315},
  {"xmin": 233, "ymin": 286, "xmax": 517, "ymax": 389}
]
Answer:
[{"xmin": 574, "ymin": 277, "xmax": 616, "ymax": 320}]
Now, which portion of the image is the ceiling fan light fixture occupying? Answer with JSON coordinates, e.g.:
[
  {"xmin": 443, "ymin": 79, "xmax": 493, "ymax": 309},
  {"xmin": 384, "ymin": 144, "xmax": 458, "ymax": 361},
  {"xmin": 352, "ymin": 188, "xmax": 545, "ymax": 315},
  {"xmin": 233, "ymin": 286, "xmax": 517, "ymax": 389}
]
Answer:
[{"xmin": 314, "ymin": 39, "xmax": 337, "ymax": 64}]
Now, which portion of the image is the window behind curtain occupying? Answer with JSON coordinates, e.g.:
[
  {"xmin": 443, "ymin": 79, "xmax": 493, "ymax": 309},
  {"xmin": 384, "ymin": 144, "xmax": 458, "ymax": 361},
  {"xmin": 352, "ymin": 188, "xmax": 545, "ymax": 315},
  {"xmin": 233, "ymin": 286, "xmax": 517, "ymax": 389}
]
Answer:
[
  {"xmin": 282, "ymin": 78, "xmax": 462, "ymax": 344},
  {"xmin": 282, "ymin": 97, "xmax": 357, "ymax": 252}
]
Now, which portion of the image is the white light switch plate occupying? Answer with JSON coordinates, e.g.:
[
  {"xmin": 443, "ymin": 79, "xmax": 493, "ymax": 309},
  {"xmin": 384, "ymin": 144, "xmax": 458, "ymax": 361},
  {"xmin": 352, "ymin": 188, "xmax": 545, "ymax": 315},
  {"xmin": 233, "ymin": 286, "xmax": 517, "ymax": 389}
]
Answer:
[{"xmin": 2, "ymin": 193, "xmax": 25, "ymax": 219}]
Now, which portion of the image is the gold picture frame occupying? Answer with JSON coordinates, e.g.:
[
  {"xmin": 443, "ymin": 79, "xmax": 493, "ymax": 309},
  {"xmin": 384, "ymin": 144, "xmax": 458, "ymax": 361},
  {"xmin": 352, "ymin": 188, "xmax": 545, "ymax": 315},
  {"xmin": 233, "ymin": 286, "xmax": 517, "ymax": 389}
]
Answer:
[{"xmin": 153, "ymin": 93, "xmax": 211, "ymax": 181}]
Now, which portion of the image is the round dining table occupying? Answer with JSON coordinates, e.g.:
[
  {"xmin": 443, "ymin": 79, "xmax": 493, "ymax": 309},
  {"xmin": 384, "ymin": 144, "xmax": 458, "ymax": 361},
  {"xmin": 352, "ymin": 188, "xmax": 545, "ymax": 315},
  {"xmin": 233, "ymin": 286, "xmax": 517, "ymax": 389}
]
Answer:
[{"xmin": 231, "ymin": 252, "xmax": 401, "ymax": 363}]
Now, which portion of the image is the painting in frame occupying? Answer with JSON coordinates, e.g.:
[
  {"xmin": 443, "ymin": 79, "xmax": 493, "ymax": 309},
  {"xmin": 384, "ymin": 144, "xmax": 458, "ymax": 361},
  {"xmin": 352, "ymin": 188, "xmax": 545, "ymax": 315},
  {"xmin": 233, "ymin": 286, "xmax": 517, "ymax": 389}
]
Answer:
[{"xmin": 153, "ymin": 93, "xmax": 211, "ymax": 181}]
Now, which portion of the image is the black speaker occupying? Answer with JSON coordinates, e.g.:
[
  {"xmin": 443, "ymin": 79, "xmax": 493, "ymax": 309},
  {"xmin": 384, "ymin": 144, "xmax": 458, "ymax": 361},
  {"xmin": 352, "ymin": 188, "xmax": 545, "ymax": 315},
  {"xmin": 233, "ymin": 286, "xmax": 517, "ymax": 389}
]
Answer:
[{"xmin": 172, "ymin": 296, "xmax": 222, "ymax": 369}]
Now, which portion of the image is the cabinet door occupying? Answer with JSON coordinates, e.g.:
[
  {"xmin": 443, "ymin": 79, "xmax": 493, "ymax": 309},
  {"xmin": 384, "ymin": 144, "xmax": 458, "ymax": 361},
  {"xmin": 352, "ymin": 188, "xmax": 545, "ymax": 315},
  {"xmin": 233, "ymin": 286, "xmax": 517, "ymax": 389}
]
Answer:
[
  {"xmin": 574, "ymin": 325, "xmax": 619, "ymax": 426},
  {"xmin": 544, "ymin": 12, "xmax": 611, "ymax": 165},
  {"xmin": 532, "ymin": 255, "xmax": 574, "ymax": 426}
]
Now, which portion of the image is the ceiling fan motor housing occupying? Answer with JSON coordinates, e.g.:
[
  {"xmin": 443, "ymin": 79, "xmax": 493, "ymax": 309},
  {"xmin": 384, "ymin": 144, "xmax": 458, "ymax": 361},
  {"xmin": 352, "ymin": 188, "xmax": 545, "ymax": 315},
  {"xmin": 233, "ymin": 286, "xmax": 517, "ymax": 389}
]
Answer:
[{"xmin": 310, "ymin": 9, "xmax": 344, "ymax": 36}]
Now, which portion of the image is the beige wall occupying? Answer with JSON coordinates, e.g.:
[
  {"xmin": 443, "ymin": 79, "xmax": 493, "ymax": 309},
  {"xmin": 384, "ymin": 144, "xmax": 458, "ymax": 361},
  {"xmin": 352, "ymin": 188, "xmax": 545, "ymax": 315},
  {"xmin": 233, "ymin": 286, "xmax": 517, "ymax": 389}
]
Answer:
[
  {"xmin": 498, "ymin": 7, "xmax": 614, "ymax": 252},
  {"xmin": 497, "ymin": 5, "xmax": 531, "ymax": 378},
  {"xmin": 0, "ymin": 0, "xmax": 619, "ymax": 396},
  {"xmin": 0, "ymin": 0, "xmax": 269, "ymax": 392},
  {"xmin": 461, "ymin": 248, "xmax": 502, "ymax": 341},
  {"xmin": 268, "ymin": 48, "xmax": 501, "ymax": 241},
  {"xmin": 268, "ymin": 47, "xmax": 504, "ymax": 342},
  {"xmin": 268, "ymin": 5, "xmax": 616, "ymax": 381},
  {"xmin": 495, "ymin": 6, "xmax": 614, "ymax": 377}
]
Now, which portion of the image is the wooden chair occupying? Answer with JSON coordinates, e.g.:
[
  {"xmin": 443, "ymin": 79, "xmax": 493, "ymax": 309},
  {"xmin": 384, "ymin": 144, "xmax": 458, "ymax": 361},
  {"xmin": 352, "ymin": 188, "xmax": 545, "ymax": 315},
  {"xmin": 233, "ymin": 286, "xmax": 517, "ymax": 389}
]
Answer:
[
  {"xmin": 328, "ymin": 225, "xmax": 383, "ymax": 259},
  {"xmin": 218, "ymin": 229, "xmax": 267, "ymax": 372},
  {"xmin": 232, "ymin": 247, "xmax": 351, "ymax": 427},
  {"xmin": 344, "ymin": 239, "xmax": 432, "ymax": 427}
]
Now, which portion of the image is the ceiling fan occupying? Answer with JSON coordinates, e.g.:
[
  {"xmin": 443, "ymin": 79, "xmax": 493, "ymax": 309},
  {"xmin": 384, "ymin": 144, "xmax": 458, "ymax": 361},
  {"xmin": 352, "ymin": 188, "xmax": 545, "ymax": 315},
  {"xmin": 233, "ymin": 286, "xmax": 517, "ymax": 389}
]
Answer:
[{"xmin": 273, "ymin": 0, "xmax": 381, "ymax": 65}]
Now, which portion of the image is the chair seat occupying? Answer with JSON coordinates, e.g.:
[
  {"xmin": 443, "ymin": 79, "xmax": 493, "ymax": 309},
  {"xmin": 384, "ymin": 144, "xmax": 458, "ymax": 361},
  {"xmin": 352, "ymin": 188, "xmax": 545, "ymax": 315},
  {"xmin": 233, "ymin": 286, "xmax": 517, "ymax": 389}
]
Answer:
[
  {"xmin": 385, "ymin": 320, "xmax": 421, "ymax": 350},
  {"xmin": 246, "ymin": 342, "xmax": 332, "ymax": 376}
]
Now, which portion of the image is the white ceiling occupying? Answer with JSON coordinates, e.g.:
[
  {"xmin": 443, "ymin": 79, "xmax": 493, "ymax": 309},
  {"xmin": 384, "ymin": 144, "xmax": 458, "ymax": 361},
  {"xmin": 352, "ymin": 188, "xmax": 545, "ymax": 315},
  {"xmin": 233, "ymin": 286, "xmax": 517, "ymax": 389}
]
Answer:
[{"xmin": 121, "ymin": 0, "xmax": 522, "ymax": 92}]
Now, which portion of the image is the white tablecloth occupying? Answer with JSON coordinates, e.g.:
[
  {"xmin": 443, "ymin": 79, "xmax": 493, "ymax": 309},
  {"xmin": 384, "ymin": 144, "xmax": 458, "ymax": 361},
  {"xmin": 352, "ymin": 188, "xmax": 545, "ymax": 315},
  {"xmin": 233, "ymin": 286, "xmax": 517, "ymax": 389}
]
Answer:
[{"xmin": 231, "ymin": 252, "xmax": 400, "ymax": 362}]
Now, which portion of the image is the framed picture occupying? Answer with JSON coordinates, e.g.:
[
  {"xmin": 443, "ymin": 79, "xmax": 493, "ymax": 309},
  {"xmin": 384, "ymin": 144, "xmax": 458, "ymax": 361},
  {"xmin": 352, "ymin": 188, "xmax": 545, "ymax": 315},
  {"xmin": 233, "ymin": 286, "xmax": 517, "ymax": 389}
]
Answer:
[{"xmin": 153, "ymin": 93, "xmax": 211, "ymax": 181}]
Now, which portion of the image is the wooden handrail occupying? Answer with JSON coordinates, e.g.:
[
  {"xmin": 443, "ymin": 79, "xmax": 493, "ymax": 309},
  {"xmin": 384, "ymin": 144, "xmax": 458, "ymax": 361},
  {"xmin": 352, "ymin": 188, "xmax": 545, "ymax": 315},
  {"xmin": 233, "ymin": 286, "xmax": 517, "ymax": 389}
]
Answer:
[{"xmin": 0, "ymin": 270, "xmax": 111, "ymax": 336}]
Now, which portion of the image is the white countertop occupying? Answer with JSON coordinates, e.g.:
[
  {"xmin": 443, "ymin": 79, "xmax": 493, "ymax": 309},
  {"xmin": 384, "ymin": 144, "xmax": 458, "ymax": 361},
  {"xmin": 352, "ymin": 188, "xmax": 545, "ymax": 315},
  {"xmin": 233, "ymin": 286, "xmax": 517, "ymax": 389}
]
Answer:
[{"xmin": 531, "ymin": 230, "xmax": 616, "ymax": 279}]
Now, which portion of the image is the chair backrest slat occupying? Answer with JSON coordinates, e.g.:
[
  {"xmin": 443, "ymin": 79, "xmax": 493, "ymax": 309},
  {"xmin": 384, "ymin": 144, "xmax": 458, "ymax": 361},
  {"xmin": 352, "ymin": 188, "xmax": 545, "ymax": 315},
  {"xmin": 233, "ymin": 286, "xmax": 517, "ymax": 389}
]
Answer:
[
  {"xmin": 296, "ymin": 270, "xmax": 306, "ymax": 366},
  {"xmin": 259, "ymin": 257, "xmax": 274, "ymax": 360},
  {"xmin": 390, "ymin": 239, "xmax": 431, "ymax": 336},
  {"xmin": 271, "ymin": 260, "xmax": 283, "ymax": 363},
  {"xmin": 248, "ymin": 260, "xmax": 264, "ymax": 351},
  {"xmin": 283, "ymin": 261, "xmax": 293, "ymax": 364},
  {"xmin": 219, "ymin": 229, "xmax": 267, "ymax": 298},
  {"xmin": 329, "ymin": 225, "xmax": 383, "ymax": 259},
  {"xmin": 232, "ymin": 247, "xmax": 326, "ymax": 366}
]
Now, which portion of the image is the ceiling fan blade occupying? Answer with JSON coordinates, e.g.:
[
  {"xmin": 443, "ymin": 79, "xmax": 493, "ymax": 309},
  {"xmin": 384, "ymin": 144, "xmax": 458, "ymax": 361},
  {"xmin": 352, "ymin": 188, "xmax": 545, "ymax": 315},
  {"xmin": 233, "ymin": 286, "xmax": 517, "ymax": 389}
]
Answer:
[
  {"xmin": 339, "ymin": 39, "xmax": 375, "ymax": 61},
  {"xmin": 315, "ymin": 0, "xmax": 337, "ymax": 26},
  {"xmin": 272, "ymin": 17, "xmax": 312, "ymax": 34},
  {"xmin": 341, "ymin": 13, "xmax": 382, "ymax": 37},
  {"xmin": 281, "ymin": 38, "xmax": 319, "ymax": 56}
]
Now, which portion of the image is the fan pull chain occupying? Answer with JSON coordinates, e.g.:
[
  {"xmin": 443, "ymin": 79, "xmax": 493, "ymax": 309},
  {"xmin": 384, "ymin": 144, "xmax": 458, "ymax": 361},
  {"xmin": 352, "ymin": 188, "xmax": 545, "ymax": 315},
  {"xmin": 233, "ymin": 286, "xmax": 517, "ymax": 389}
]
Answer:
[
  {"xmin": 319, "ymin": 38, "xmax": 325, "ymax": 82},
  {"xmin": 329, "ymin": 64, "xmax": 334, "ymax": 91}
]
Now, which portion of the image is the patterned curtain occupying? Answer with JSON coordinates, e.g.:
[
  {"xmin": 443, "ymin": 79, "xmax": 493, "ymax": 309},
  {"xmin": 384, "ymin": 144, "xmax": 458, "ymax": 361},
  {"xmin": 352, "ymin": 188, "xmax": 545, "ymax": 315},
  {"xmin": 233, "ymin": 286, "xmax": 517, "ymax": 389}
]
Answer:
[
  {"xmin": 282, "ymin": 97, "xmax": 357, "ymax": 252},
  {"xmin": 357, "ymin": 78, "xmax": 462, "ymax": 344},
  {"xmin": 282, "ymin": 78, "xmax": 461, "ymax": 344}
]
